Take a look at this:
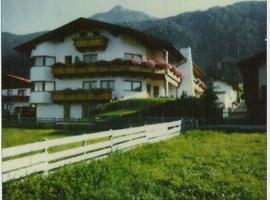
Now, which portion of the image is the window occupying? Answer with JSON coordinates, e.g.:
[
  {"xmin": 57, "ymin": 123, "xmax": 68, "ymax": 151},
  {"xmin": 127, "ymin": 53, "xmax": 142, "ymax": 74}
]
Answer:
[
  {"xmin": 124, "ymin": 53, "xmax": 142, "ymax": 61},
  {"xmin": 34, "ymin": 82, "xmax": 43, "ymax": 92},
  {"xmin": 93, "ymin": 31, "xmax": 100, "ymax": 36},
  {"xmin": 6, "ymin": 104, "xmax": 13, "ymax": 111},
  {"xmin": 83, "ymin": 81, "xmax": 97, "ymax": 90},
  {"xmin": 33, "ymin": 81, "xmax": 55, "ymax": 92},
  {"xmin": 100, "ymin": 80, "xmax": 114, "ymax": 90},
  {"xmin": 45, "ymin": 82, "xmax": 55, "ymax": 91},
  {"xmin": 7, "ymin": 89, "xmax": 13, "ymax": 96},
  {"xmin": 65, "ymin": 56, "xmax": 72, "ymax": 64},
  {"xmin": 83, "ymin": 54, "xmax": 98, "ymax": 63},
  {"xmin": 18, "ymin": 89, "xmax": 26, "ymax": 96},
  {"xmin": 33, "ymin": 56, "xmax": 55, "ymax": 66},
  {"xmin": 153, "ymin": 86, "xmax": 159, "ymax": 97},
  {"xmin": 124, "ymin": 80, "xmax": 142, "ymax": 92}
]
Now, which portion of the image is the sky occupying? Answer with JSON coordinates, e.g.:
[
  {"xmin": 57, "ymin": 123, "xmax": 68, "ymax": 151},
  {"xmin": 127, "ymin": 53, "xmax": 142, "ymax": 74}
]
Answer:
[{"xmin": 2, "ymin": 0, "xmax": 265, "ymax": 35}]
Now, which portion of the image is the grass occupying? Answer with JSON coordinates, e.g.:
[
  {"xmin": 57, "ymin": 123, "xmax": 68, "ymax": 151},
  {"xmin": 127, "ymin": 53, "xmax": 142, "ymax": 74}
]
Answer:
[
  {"xmin": 2, "ymin": 128, "xmax": 76, "ymax": 148},
  {"xmin": 3, "ymin": 130, "xmax": 266, "ymax": 200}
]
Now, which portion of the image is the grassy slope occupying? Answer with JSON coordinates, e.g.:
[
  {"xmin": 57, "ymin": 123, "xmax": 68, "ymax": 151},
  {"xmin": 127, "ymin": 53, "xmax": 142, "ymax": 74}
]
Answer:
[{"xmin": 3, "ymin": 131, "xmax": 266, "ymax": 200}]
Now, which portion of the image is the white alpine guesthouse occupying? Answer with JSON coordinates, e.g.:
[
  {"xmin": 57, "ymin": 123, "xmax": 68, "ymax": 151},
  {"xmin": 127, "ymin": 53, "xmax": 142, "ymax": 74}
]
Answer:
[{"xmin": 16, "ymin": 18, "xmax": 192, "ymax": 120}]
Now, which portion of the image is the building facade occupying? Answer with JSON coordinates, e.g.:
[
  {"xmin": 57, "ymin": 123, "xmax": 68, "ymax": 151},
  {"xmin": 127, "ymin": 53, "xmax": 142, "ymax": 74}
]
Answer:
[
  {"xmin": 238, "ymin": 51, "xmax": 266, "ymax": 124},
  {"xmin": 213, "ymin": 80, "xmax": 238, "ymax": 116},
  {"xmin": 16, "ymin": 18, "xmax": 186, "ymax": 120},
  {"xmin": 2, "ymin": 74, "xmax": 32, "ymax": 116},
  {"xmin": 177, "ymin": 47, "xmax": 207, "ymax": 97}
]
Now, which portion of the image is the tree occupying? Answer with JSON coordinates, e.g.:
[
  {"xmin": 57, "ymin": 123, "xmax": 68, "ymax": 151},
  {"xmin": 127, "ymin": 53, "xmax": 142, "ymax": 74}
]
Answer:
[{"xmin": 199, "ymin": 84, "xmax": 223, "ymax": 124}]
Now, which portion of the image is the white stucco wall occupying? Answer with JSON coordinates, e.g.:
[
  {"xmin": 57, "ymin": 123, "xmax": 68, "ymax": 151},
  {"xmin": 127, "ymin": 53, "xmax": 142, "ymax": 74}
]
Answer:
[
  {"xmin": 213, "ymin": 81, "xmax": 237, "ymax": 110},
  {"xmin": 177, "ymin": 47, "xmax": 195, "ymax": 97}
]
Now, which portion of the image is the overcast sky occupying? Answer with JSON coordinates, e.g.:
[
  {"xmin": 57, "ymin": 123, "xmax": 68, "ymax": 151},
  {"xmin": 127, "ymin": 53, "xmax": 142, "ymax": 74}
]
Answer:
[{"xmin": 2, "ymin": 0, "xmax": 265, "ymax": 34}]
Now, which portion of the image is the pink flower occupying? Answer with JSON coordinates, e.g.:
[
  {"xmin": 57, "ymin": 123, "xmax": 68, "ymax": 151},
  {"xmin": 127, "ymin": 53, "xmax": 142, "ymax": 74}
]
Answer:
[
  {"xmin": 155, "ymin": 62, "xmax": 169, "ymax": 70},
  {"xmin": 130, "ymin": 59, "xmax": 142, "ymax": 66},
  {"xmin": 142, "ymin": 59, "xmax": 155, "ymax": 69}
]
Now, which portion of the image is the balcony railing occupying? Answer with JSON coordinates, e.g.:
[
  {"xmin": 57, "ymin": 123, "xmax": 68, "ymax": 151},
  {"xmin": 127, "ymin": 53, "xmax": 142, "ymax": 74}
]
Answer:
[
  {"xmin": 51, "ymin": 89, "xmax": 112, "ymax": 102},
  {"xmin": 72, "ymin": 36, "xmax": 109, "ymax": 52},
  {"xmin": 52, "ymin": 60, "xmax": 181, "ymax": 83},
  {"xmin": 2, "ymin": 96, "xmax": 30, "ymax": 102}
]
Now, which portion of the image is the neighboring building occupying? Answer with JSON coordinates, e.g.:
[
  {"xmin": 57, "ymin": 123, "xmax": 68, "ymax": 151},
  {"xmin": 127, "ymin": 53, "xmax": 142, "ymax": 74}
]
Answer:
[
  {"xmin": 2, "ymin": 74, "xmax": 32, "ymax": 116},
  {"xmin": 15, "ymin": 18, "xmax": 186, "ymax": 120},
  {"xmin": 177, "ymin": 47, "xmax": 207, "ymax": 97},
  {"xmin": 213, "ymin": 80, "xmax": 238, "ymax": 115},
  {"xmin": 238, "ymin": 51, "xmax": 266, "ymax": 124}
]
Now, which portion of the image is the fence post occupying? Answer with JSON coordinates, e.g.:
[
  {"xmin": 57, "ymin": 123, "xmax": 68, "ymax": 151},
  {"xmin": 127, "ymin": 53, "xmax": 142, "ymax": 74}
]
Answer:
[
  {"xmin": 42, "ymin": 138, "xmax": 48, "ymax": 176},
  {"xmin": 109, "ymin": 129, "xmax": 113, "ymax": 152},
  {"xmin": 144, "ymin": 124, "xmax": 149, "ymax": 143},
  {"xmin": 82, "ymin": 133, "xmax": 86, "ymax": 155}
]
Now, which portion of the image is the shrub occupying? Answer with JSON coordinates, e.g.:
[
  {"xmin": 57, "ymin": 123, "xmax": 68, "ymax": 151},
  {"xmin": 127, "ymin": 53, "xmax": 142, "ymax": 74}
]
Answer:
[
  {"xmin": 141, "ymin": 59, "xmax": 156, "ymax": 69},
  {"xmin": 155, "ymin": 62, "xmax": 169, "ymax": 70}
]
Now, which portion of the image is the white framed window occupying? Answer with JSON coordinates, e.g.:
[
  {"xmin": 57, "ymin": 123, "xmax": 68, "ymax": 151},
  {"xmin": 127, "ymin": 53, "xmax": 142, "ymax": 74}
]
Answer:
[
  {"xmin": 83, "ymin": 81, "xmax": 97, "ymax": 90},
  {"xmin": 100, "ymin": 80, "xmax": 114, "ymax": 90},
  {"xmin": 124, "ymin": 53, "xmax": 142, "ymax": 61},
  {"xmin": 83, "ymin": 54, "xmax": 98, "ymax": 63},
  {"xmin": 34, "ymin": 82, "xmax": 43, "ymax": 92},
  {"xmin": 18, "ymin": 89, "xmax": 26, "ymax": 96},
  {"xmin": 33, "ymin": 81, "xmax": 55, "ymax": 92},
  {"xmin": 7, "ymin": 89, "xmax": 13, "ymax": 96},
  {"xmin": 33, "ymin": 56, "xmax": 55, "ymax": 66},
  {"xmin": 45, "ymin": 82, "xmax": 55, "ymax": 91},
  {"xmin": 124, "ymin": 80, "xmax": 142, "ymax": 92}
]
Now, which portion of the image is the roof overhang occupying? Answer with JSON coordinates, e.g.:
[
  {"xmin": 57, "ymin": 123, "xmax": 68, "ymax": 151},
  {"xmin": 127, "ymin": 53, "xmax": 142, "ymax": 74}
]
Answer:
[{"xmin": 15, "ymin": 18, "xmax": 186, "ymax": 64}]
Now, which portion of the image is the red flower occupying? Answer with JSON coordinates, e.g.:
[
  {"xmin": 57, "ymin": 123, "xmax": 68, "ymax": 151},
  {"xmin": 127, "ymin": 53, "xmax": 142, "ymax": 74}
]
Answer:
[
  {"xmin": 142, "ymin": 59, "xmax": 155, "ymax": 69},
  {"xmin": 155, "ymin": 62, "xmax": 169, "ymax": 70}
]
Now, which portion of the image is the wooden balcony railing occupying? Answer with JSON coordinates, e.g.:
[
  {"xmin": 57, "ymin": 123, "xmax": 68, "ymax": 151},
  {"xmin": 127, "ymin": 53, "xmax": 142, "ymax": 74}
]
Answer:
[
  {"xmin": 52, "ymin": 61, "xmax": 181, "ymax": 84},
  {"xmin": 51, "ymin": 89, "xmax": 112, "ymax": 102},
  {"xmin": 72, "ymin": 36, "xmax": 109, "ymax": 52},
  {"xmin": 2, "ymin": 95, "xmax": 30, "ymax": 102}
]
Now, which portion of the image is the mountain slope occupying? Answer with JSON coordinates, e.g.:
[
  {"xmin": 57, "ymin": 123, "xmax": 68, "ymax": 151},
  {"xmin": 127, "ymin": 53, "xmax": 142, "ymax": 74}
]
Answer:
[
  {"xmin": 122, "ymin": 1, "xmax": 266, "ymax": 84},
  {"xmin": 1, "ymin": 2, "xmax": 266, "ymax": 84},
  {"xmin": 2, "ymin": 31, "xmax": 46, "ymax": 78},
  {"xmin": 90, "ymin": 5, "xmax": 155, "ymax": 23}
]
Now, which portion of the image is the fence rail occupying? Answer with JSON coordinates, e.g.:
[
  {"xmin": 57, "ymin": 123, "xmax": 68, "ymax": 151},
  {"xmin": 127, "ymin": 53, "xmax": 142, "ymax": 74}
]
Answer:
[{"xmin": 2, "ymin": 120, "xmax": 182, "ymax": 182}]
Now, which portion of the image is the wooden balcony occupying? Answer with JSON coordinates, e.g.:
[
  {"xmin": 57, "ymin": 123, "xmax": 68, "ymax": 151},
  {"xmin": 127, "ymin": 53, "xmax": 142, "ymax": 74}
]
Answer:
[
  {"xmin": 2, "ymin": 95, "xmax": 29, "ymax": 102},
  {"xmin": 72, "ymin": 36, "xmax": 109, "ymax": 52},
  {"xmin": 51, "ymin": 89, "xmax": 112, "ymax": 103},
  {"xmin": 52, "ymin": 61, "xmax": 180, "ymax": 84}
]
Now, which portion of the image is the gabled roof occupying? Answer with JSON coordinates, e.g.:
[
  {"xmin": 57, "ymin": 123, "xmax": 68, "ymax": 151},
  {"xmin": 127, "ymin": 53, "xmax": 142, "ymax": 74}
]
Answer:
[
  {"xmin": 15, "ymin": 18, "xmax": 186, "ymax": 64},
  {"xmin": 2, "ymin": 74, "xmax": 31, "ymax": 89},
  {"xmin": 193, "ymin": 64, "xmax": 207, "ymax": 80}
]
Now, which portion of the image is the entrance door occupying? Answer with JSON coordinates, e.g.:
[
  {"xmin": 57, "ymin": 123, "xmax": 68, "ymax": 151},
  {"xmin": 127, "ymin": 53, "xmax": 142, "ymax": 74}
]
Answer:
[
  {"xmin": 147, "ymin": 84, "xmax": 151, "ymax": 97},
  {"xmin": 153, "ymin": 86, "xmax": 159, "ymax": 97},
  {"xmin": 64, "ymin": 104, "xmax": 70, "ymax": 121}
]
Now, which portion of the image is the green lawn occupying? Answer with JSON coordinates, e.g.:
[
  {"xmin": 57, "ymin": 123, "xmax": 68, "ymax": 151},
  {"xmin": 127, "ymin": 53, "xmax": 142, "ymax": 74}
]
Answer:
[
  {"xmin": 3, "ymin": 130, "xmax": 266, "ymax": 200},
  {"xmin": 2, "ymin": 128, "xmax": 75, "ymax": 148}
]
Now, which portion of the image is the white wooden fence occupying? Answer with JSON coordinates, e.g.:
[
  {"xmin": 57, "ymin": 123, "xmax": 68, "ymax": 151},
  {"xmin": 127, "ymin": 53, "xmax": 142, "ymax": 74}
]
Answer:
[{"xmin": 2, "ymin": 120, "xmax": 181, "ymax": 182}]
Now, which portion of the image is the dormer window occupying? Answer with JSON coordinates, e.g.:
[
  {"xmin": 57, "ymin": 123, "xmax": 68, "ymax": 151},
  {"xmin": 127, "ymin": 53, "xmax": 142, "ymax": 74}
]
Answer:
[{"xmin": 79, "ymin": 31, "xmax": 88, "ymax": 37}]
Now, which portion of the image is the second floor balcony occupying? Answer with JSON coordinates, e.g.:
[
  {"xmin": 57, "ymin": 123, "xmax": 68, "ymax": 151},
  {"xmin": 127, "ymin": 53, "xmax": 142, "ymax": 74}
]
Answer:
[{"xmin": 51, "ymin": 59, "xmax": 182, "ymax": 84}]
